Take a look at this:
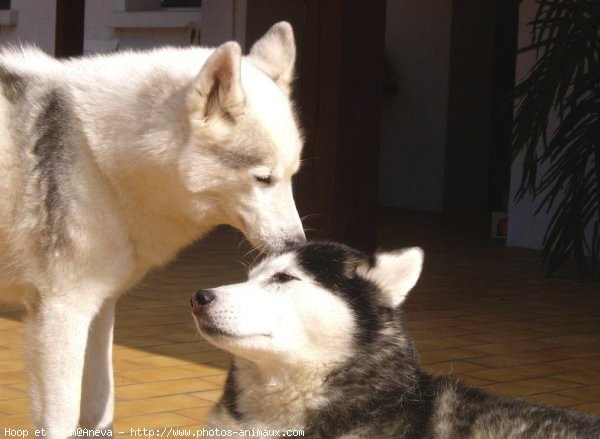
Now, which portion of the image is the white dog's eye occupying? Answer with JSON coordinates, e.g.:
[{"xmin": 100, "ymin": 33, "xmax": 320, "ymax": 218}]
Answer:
[
  {"xmin": 255, "ymin": 175, "xmax": 272, "ymax": 185},
  {"xmin": 271, "ymin": 272, "xmax": 299, "ymax": 283}
]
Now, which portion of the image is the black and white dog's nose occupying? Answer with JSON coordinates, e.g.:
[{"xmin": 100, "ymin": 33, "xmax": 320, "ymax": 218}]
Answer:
[
  {"xmin": 191, "ymin": 289, "xmax": 216, "ymax": 316},
  {"xmin": 195, "ymin": 289, "xmax": 216, "ymax": 305}
]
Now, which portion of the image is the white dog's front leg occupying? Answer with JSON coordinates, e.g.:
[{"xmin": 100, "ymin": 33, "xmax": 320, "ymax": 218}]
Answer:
[
  {"xmin": 24, "ymin": 297, "xmax": 99, "ymax": 439},
  {"xmin": 79, "ymin": 298, "xmax": 116, "ymax": 431}
]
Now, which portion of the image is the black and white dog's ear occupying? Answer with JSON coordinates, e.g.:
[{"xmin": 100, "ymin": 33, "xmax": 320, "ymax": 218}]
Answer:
[
  {"xmin": 358, "ymin": 248, "xmax": 424, "ymax": 308},
  {"xmin": 189, "ymin": 41, "xmax": 245, "ymax": 119},
  {"xmin": 248, "ymin": 21, "xmax": 296, "ymax": 95}
]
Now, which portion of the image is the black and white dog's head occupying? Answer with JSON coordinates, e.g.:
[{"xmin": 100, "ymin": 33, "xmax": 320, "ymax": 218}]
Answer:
[{"xmin": 191, "ymin": 242, "xmax": 423, "ymax": 366}]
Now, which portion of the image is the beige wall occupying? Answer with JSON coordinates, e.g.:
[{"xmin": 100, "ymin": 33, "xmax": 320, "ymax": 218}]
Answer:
[
  {"xmin": 84, "ymin": 0, "xmax": 201, "ymax": 53},
  {"xmin": 0, "ymin": 0, "xmax": 208, "ymax": 55},
  {"xmin": 83, "ymin": 0, "xmax": 246, "ymax": 54},
  {"xmin": 0, "ymin": 0, "xmax": 57, "ymax": 55},
  {"xmin": 507, "ymin": 0, "xmax": 545, "ymax": 249}
]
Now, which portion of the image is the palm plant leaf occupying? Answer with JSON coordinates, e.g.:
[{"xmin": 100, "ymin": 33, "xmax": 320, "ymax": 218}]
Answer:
[{"xmin": 511, "ymin": 0, "xmax": 600, "ymax": 278}]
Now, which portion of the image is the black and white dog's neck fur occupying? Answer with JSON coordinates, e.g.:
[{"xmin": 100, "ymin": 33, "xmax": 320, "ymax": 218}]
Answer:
[
  {"xmin": 287, "ymin": 243, "xmax": 426, "ymax": 435},
  {"xmin": 193, "ymin": 242, "xmax": 600, "ymax": 438}
]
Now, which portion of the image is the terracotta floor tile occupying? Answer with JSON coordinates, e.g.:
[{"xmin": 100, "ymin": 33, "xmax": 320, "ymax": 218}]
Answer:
[
  {"xmin": 117, "ymin": 378, "xmax": 222, "ymax": 401},
  {"xmin": 113, "ymin": 346, "xmax": 158, "ymax": 360},
  {"xmin": 118, "ymin": 366, "xmax": 220, "ymax": 384},
  {"xmin": 173, "ymin": 406, "xmax": 213, "ymax": 422},
  {"xmin": 406, "ymin": 318, "xmax": 476, "ymax": 330},
  {"xmin": 553, "ymin": 371, "xmax": 600, "ymax": 386},
  {"xmin": 149, "ymin": 341, "xmax": 215, "ymax": 356},
  {"xmin": 569, "ymin": 403, "xmax": 600, "ymax": 417},
  {"xmin": 467, "ymin": 362, "xmax": 574, "ymax": 383},
  {"xmin": 0, "ymin": 370, "xmax": 26, "ymax": 385},
  {"xmin": 116, "ymin": 394, "xmax": 213, "ymax": 418},
  {"xmin": 543, "ymin": 344, "xmax": 600, "ymax": 359},
  {"xmin": 124, "ymin": 355, "xmax": 203, "ymax": 369},
  {"xmin": 116, "ymin": 315, "xmax": 189, "ymax": 329},
  {"xmin": 0, "ymin": 397, "xmax": 29, "ymax": 415},
  {"xmin": 555, "ymin": 385, "xmax": 600, "ymax": 402},
  {"xmin": 209, "ymin": 361, "xmax": 231, "ymax": 369},
  {"xmin": 414, "ymin": 336, "xmax": 477, "ymax": 352},
  {"xmin": 540, "ymin": 334, "xmax": 600, "ymax": 347},
  {"xmin": 0, "ymin": 339, "xmax": 20, "ymax": 351},
  {"xmin": 176, "ymin": 351, "xmax": 232, "ymax": 364},
  {"xmin": 466, "ymin": 339, "xmax": 559, "ymax": 355},
  {"xmin": 468, "ymin": 350, "xmax": 571, "ymax": 368},
  {"xmin": 157, "ymin": 332, "xmax": 204, "ymax": 343},
  {"xmin": 0, "ymin": 414, "xmax": 32, "ymax": 429},
  {"xmin": 0, "ymin": 356, "xmax": 25, "ymax": 373},
  {"xmin": 544, "ymin": 357, "xmax": 600, "ymax": 371},
  {"xmin": 465, "ymin": 311, "xmax": 539, "ymax": 324},
  {"xmin": 5, "ymin": 382, "xmax": 27, "ymax": 392},
  {"xmin": 424, "ymin": 360, "xmax": 489, "ymax": 376},
  {"xmin": 190, "ymin": 390, "xmax": 223, "ymax": 403},
  {"xmin": 112, "ymin": 359, "xmax": 155, "ymax": 372},
  {"xmin": 200, "ymin": 375, "xmax": 228, "ymax": 386},
  {"xmin": 0, "ymin": 350, "xmax": 23, "ymax": 362},
  {"xmin": 481, "ymin": 377, "xmax": 582, "ymax": 397},
  {"xmin": 0, "ymin": 386, "xmax": 25, "ymax": 400},
  {"xmin": 0, "ymin": 318, "xmax": 21, "ymax": 330},
  {"xmin": 114, "ymin": 375, "xmax": 143, "ymax": 386},
  {"xmin": 114, "ymin": 325, "xmax": 189, "ymax": 338},
  {"xmin": 526, "ymin": 393, "xmax": 586, "ymax": 408},
  {"xmin": 454, "ymin": 375, "xmax": 496, "ymax": 387},
  {"xmin": 408, "ymin": 327, "xmax": 474, "ymax": 340},
  {"xmin": 419, "ymin": 348, "xmax": 483, "ymax": 364}
]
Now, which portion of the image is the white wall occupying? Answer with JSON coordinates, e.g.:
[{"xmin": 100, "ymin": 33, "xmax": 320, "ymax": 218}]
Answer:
[
  {"xmin": 0, "ymin": 0, "xmax": 57, "ymax": 55},
  {"xmin": 379, "ymin": 0, "xmax": 453, "ymax": 212},
  {"xmin": 507, "ymin": 0, "xmax": 545, "ymax": 249}
]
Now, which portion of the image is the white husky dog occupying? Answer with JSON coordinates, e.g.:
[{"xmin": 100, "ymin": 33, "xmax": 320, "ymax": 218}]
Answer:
[{"xmin": 0, "ymin": 22, "xmax": 304, "ymax": 437}]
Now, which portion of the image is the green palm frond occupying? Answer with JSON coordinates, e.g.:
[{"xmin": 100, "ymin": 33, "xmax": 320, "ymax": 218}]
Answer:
[{"xmin": 511, "ymin": 0, "xmax": 600, "ymax": 279}]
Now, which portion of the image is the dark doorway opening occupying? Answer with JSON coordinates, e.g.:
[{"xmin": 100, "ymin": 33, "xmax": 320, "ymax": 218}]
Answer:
[
  {"xmin": 55, "ymin": 0, "xmax": 85, "ymax": 59},
  {"xmin": 488, "ymin": 0, "xmax": 519, "ymax": 213},
  {"xmin": 443, "ymin": 0, "xmax": 519, "ymax": 213}
]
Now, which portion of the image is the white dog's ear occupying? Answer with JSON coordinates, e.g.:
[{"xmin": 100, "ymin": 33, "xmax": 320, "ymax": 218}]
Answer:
[
  {"xmin": 190, "ymin": 41, "xmax": 245, "ymax": 119},
  {"xmin": 248, "ymin": 21, "xmax": 296, "ymax": 95},
  {"xmin": 358, "ymin": 248, "xmax": 424, "ymax": 308}
]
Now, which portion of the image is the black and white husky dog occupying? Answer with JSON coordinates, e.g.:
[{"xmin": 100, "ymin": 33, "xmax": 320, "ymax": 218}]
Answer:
[{"xmin": 191, "ymin": 242, "xmax": 600, "ymax": 438}]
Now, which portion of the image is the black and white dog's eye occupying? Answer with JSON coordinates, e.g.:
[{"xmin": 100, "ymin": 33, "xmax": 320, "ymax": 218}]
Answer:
[
  {"xmin": 271, "ymin": 272, "xmax": 299, "ymax": 283},
  {"xmin": 255, "ymin": 175, "xmax": 272, "ymax": 185}
]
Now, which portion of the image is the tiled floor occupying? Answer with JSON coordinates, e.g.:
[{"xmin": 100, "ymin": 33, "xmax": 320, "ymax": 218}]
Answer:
[{"xmin": 1, "ymin": 209, "xmax": 599, "ymax": 434}]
